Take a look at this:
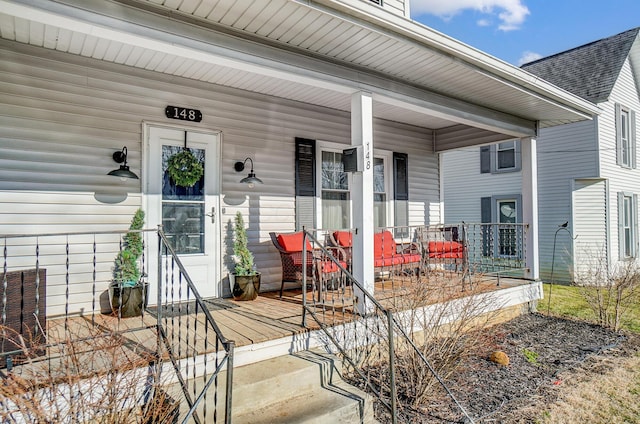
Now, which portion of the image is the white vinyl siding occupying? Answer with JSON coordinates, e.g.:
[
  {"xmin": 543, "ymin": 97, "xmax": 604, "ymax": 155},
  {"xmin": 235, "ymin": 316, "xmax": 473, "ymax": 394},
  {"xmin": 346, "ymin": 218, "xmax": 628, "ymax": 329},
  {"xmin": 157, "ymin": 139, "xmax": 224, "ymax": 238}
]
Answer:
[
  {"xmin": 572, "ymin": 179, "xmax": 608, "ymax": 281},
  {"xmin": 0, "ymin": 44, "xmax": 439, "ymax": 301},
  {"xmin": 442, "ymin": 147, "xmax": 522, "ymax": 224},
  {"xmin": 601, "ymin": 58, "xmax": 640, "ymax": 269},
  {"xmin": 368, "ymin": 0, "xmax": 410, "ymax": 18},
  {"xmin": 373, "ymin": 120, "xmax": 439, "ymax": 226},
  {"xmin": 536, "ymin": 119, "xmax": 599, "ymax": 282}
]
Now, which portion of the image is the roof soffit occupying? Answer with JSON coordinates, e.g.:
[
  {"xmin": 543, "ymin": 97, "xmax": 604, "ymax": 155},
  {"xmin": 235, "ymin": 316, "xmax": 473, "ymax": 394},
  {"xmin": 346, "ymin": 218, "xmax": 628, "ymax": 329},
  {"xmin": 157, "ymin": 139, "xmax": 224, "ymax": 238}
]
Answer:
[{"xmin": 1, "ymin": 0, "xmax": 598, "ymax": 134}]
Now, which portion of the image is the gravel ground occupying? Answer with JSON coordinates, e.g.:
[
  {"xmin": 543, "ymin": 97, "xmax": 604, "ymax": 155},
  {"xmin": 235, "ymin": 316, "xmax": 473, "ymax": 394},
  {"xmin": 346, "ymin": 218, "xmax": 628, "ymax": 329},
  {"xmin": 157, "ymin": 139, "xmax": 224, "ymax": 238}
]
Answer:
[{"xmin": 385, "ymin": 312, "xmax": 638, "ymax": 423}]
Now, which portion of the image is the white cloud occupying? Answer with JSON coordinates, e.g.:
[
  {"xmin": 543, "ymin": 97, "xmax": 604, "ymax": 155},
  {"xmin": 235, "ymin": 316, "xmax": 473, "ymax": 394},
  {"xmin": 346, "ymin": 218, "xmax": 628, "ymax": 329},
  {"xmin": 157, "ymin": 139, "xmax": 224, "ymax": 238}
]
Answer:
[
  {"xmin": 518, "ymin": 51, "xmax": 542, "ymax": 65},
  {"xmin": 412, "ymin": 0, "xmax": 530, "ymax": 31},
  {"xmin": 477, "ymin": 19, "xmax": 492, "ymax": 27}
]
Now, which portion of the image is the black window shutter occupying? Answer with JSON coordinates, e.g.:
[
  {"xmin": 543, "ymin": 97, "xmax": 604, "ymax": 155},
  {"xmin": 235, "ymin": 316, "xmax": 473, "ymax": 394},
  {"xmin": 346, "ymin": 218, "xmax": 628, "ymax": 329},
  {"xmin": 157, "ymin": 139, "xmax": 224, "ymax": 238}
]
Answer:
[
  {"xmin": 481, "ymin": 196, "xmax": 492, "ymax": 256},
  {"xmin": 295, "ymin": 138, "xmax": 316, "ymax": 231},
  {"xmin": 480, "ymin": 146, "xmax": 491, "ymax": 173}
]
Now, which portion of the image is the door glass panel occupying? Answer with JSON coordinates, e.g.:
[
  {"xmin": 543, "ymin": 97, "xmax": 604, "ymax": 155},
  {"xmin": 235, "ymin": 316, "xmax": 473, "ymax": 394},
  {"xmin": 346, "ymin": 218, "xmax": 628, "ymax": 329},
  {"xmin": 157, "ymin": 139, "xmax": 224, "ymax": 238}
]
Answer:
[
  {"xmin": 498, "ymin": 200, "xmax": 517, "ymax": 256},
  {"xmin": 162, "ymin": 145, "xmax": 205, "ymax": 254}
]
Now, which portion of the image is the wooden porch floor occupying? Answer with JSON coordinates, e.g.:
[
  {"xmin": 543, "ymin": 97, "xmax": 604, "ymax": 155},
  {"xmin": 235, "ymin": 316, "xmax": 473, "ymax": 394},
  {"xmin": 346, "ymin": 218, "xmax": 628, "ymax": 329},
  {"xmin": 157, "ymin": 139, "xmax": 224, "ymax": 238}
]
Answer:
[
  {"xmin": 193, "ymin": 275, "xmax": 530, "ymax": 349},
  {"xmin": 5, "ymin": 275, "xmax": 534, "ymax": 381},
  {"xmin": 45, "ymin": 275, "xmax": 532, "ymax": 348}
]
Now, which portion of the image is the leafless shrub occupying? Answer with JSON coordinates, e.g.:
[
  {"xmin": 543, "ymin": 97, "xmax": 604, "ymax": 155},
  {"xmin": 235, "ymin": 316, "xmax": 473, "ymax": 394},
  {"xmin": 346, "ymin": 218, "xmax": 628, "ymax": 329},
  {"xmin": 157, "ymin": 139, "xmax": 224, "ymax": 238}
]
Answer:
[
  {"xmin": 574, "ymin": 253, "xmax": 640, "ymax": 331},
  {"xmin": 0, "ymin": 322, "xmax": 179, "ymax": 424},
  {"xmin": 388, "ymin": 276, "xmax": 504, "ymax": 407},
  {"xmin": 339, "ymin": 273, "xmax": 504, "ymax": 420}
]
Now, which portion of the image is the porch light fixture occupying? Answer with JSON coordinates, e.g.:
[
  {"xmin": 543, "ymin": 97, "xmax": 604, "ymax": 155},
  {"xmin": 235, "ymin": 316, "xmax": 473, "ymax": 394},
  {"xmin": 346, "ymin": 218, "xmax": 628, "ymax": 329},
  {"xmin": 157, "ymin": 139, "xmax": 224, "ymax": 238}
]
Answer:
[
  {"xmin": 234, "ymin": 157, "xmax": 263, "ymax": 188},
  {"xmin": 108, "ymin": 146, "xmax": 139, "ymax": 180}
]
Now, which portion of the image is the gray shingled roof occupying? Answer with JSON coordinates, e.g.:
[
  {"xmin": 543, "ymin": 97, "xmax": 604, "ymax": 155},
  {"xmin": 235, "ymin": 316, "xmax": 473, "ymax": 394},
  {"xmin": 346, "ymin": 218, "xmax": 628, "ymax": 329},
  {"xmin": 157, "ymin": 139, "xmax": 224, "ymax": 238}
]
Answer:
[{"xmin": 521, "ymin": 28, "xmax": 640, "ymax": 104}]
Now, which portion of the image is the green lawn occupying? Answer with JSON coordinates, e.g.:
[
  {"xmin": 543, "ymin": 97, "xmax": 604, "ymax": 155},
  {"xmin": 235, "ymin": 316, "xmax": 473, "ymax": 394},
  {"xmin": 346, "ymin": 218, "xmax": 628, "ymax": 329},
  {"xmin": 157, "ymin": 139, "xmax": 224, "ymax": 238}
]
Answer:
[{"xmin": 541, "ymin": 283, "xmax": 640, "ymax": 333}]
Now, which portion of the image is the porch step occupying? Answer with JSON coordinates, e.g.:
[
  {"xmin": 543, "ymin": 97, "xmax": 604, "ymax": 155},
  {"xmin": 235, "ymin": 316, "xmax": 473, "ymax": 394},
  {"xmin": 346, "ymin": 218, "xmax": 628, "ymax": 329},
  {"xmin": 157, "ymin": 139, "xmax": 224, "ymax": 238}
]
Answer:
[{"xmin": 232, "ymin": 351, "xmax": 378, "ymax": 423}]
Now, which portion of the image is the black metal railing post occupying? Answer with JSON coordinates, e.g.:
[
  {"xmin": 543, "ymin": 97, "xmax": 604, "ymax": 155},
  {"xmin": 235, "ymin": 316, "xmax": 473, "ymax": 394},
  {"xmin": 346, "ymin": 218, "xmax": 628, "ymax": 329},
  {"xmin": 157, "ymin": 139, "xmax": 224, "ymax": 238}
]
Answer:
[
  {"xmin": 225, "ymin": 340, "xmax": 234, "ymax": 424},
  {"xmin": 157, "ymin": 225, "xmax": 164, "ymax": 365},
  {"xmin": 301, "ymin": 227, "xmax": 477, "ymax": 423},
  {"xmin": 386, "ymin": 309, "xmax": 397, "ymax": 424}
]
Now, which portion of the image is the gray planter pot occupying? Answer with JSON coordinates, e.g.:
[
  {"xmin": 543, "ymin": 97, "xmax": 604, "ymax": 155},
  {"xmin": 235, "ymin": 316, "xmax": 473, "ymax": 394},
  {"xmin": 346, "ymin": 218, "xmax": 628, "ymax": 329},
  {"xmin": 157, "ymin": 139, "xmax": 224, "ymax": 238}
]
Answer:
[
  {"xmin": 109, "ymin": 282, "xmax": 148, "ymax": 318},
  {"xmin": 230, "ymin": 273, "xmax": 261, "ymax": 301}
]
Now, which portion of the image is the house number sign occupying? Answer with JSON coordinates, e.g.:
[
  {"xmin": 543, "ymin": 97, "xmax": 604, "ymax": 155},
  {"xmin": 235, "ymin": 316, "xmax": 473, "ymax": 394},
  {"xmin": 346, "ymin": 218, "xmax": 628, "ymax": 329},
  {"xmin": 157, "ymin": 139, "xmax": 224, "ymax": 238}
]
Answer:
[{"xmin": 165, "ymin": 105, "xmax": 202, "ymax": 122}]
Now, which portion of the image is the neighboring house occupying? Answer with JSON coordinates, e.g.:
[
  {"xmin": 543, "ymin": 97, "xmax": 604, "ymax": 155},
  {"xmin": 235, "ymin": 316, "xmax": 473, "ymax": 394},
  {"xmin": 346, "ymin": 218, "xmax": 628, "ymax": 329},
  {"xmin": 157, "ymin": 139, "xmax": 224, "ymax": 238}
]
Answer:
[
  {"xmin": 442, "ymin": 28, "xmax": 640, "ymax": 283},
  {"xmin": 0, "ymin": 0, "xmax": 597, "ymax": 315}
]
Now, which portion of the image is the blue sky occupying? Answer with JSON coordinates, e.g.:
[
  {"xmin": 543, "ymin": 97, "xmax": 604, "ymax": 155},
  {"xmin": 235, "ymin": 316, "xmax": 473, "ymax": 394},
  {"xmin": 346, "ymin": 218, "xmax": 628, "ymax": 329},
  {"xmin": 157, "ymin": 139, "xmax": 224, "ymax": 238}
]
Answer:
[{"xmin": 411, "ymin": 0, "xmax": 640, "ymax": 66}]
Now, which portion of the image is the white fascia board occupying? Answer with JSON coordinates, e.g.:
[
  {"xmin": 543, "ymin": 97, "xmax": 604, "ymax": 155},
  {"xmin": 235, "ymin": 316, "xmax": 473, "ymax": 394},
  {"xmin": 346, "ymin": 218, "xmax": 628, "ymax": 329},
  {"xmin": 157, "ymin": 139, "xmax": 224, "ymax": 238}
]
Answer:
[
  {"xmin": 6, "ymin": 0, "xmax": 534, "ymax": 135},
  {"xmin": 374, "ymin": 92, "xmax": 535, "ymax": 137},
  {"xmin": 309, "ymin": 0, "xmax": 600, "ymax": 120}
]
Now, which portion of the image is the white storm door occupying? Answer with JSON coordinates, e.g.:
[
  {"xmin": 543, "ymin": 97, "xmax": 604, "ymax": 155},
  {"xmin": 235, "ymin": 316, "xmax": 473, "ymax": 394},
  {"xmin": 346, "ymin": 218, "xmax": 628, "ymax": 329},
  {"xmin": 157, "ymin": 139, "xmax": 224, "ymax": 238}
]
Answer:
[{"xmin": 146, "ymin": 126, "xmax": 220, "ymax": 300}]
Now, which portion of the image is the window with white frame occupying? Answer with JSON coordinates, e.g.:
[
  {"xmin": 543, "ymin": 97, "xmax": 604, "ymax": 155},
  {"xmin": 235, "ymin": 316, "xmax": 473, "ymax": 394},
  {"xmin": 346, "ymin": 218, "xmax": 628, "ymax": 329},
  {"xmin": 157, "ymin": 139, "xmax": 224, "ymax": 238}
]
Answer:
[
  {"xmin": 621, "ymin": 108, "xmax": 630, "ymax": 166},
  {"xmin": 321, "ymin": 150, "xmax": 350, "ymax": 230},
  {"xmin": 293, "ymin": 138, "xmax": 405, "ymax": 232},
  {"xmin": 373, "ymin": 157, "xmax": 387, "ymax": 228},
  {"xmin": 317, "ymin": 143, "xmax": 393, "ymax": 230},
  {"xmin": 616, "ymin": 103, "xmax": 636, "ymax": 169},
  {"xmin": 496, "ymin": 141, "xmax": 516, "ymax": 170},
  {"xmin": 480, "ymin": 140, "xmax": 521, "ymax": 174},
  {"xmin": 618, "ymin": 192, "xmax": 638, "ymax": 259}
]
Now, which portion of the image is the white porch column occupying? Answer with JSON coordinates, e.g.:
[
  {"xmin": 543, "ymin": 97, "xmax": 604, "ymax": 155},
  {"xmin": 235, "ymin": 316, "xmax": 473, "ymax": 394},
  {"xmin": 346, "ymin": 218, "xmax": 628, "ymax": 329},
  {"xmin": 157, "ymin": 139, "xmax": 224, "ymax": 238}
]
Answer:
[
  {"xmin": 351, "ymin": 91, "xmax": 375, "ymax": 311},
  {"xmin": 521, "ymin": 136, "xmax": 539, "ymax": 280}
]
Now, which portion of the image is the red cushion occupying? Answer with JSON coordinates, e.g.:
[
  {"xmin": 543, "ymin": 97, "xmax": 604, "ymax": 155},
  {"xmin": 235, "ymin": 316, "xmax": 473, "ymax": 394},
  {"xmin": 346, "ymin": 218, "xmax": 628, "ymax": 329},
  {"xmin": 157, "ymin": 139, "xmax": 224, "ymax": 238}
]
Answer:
[
  {"xmin": 333, "ymin": 231, "xmax": 352, "ymax": 247},
  {"xmin": 277, "ymin": 232, "xmax": 313, "ymax": 253},
  {"xmin": 320, "ymin": 261, "xmax": 344, "ymax": 273},
  {"xmin": 374, "ymin": 231, "xmax": 397, "ymax": 258},
  {"xmin": 429, "ymin": 252, "xmax": 463, "ymax": 259},
  {"xmin": 402, "ymin": 253, "xmax": 422, "ymax": 264},
  {"xmin": 374, "ymin": 256, "xmax": 404, "ymax": 268},
  {"xmin": 428, "ymin": 241, "xmax": 463, "ymax": 253}
]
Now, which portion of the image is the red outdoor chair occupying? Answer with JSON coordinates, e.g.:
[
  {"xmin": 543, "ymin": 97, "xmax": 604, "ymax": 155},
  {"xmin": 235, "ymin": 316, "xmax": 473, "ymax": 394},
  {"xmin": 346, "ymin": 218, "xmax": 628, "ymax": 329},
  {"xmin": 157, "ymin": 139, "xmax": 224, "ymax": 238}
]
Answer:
[
  {"xmin": 270, "ymin": 231, "xmax": 347, "ymax": 298},
  {"xmin": 331, "ymin": 230, "xmax": 422, "ymax": 276}
]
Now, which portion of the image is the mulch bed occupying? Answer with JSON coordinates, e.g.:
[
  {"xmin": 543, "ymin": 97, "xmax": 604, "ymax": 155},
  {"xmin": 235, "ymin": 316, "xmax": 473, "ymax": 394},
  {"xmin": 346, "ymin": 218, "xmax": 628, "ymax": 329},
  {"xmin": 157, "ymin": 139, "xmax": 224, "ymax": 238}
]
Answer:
[{"xmin": 381, "ymin": 312, "xmax": 639, "ymax": 423}]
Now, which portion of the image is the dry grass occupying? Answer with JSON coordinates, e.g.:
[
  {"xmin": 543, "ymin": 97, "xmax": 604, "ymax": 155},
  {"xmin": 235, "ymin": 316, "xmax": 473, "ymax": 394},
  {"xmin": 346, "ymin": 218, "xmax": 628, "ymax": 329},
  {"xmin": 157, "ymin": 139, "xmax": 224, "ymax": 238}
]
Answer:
[
  {"xmin": 540, "ymin": 349, "xmax": 640, "ymax": 423},
  {"xmin": 538, "ymin": 282, "xmax": 640, "ymax": 423}
]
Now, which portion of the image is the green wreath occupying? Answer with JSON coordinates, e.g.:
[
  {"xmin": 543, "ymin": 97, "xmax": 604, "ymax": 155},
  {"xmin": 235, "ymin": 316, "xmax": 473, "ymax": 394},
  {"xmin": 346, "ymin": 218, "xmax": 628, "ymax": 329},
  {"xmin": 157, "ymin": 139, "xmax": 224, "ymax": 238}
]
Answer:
[{"xmin": 167, "ymin": 149, "xmax": 204, "ymax": 187}]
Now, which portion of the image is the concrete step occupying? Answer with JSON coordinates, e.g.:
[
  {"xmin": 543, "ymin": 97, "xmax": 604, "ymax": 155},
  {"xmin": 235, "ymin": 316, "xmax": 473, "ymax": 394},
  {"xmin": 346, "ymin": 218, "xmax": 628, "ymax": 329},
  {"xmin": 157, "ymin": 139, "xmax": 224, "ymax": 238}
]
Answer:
[
  {"xmin": 167, "ymin": 350, "xmax": 378, "ymax": 423},
  {"xmin": 233, "ymin": 382, "xmax": 372, "ymax": 424},
  {"xmin": 231, "ymin": 351, "xmax": 377, "ymax": 423}
]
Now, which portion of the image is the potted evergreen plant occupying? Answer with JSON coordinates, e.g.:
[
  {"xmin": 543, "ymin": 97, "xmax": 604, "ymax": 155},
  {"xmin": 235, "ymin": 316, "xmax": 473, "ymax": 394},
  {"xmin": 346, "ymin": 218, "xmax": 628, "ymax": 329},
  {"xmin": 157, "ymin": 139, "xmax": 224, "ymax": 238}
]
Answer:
[
  {"xmin": 230, "ymin": 212, "xmax": 260, "ymax": 300},
  {"xmin": 109, "ymin": 208, "xmax": 147, "ymax": 317}
]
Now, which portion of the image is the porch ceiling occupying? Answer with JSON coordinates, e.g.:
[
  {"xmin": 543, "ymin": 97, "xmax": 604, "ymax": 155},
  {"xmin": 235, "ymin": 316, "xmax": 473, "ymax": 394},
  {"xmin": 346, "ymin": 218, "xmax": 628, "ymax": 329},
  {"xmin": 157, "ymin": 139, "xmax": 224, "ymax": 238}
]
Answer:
[{"xmin": 0, "ymin": 0, "xmax": 600, "ymax": 149}]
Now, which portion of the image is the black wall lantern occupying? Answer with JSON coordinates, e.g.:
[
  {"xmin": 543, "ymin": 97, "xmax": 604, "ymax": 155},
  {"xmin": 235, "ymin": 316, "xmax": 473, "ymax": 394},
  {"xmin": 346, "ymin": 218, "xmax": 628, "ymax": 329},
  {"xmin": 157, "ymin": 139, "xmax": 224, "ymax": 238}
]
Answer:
[
  {"xmin": 234, "ymin": 157, "xmax": 263, "ymax": 188},
  {"xmin": 108, "ymin": 146, "xmax": 139, "ymax": 180}
]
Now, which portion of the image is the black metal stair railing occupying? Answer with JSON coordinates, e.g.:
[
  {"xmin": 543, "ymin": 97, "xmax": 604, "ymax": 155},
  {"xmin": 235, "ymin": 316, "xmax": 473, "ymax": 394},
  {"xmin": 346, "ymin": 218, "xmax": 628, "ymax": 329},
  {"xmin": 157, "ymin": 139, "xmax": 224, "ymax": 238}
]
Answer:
[
  {"xmin": 0, "ymin": 228, "xmax": 234, "ymax": 424},
  {"xmin": 156, "ymin": 228, "xmax": 234, "ymax": 424},
  {"xmin": 299, "ymin": 229, "xmax": 475, "ymax": 424}
]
